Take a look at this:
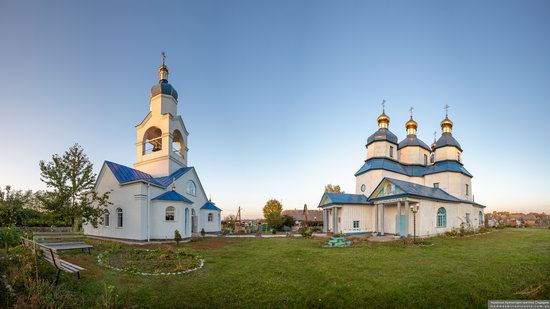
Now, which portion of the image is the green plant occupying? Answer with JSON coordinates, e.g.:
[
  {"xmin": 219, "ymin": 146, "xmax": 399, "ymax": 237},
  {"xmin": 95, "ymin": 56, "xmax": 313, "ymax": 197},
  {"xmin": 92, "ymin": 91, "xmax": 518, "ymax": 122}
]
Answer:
[
  {"xmin": 200, "ymin": 228, "xmax": 206, "ymax": 237},
  {"xmin": 95, "ymin": 284, "xmax": 125, "ymax": 309},
  {"xmin": 301, "ymin": 228, "xmax": 313, "ymax": 238},
  {"xmin": 174, "ymin": 229, "xmax": 182, "ymax": 246},
  {"xmin": 271, "ymin": 229, "xmax": 277, "ymax": 235},
  {"xmin": 0, "ymin": 227, "xmax": 21, "ymax": 252}
]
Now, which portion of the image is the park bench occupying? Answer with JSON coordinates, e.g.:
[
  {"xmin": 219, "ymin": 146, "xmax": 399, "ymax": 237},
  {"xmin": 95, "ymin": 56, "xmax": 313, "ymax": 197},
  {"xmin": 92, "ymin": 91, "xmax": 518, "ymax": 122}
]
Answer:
[
  {"xmin": 21, "ymin": 238, "xmax": 85, "ymax": 285},
  {"xmin": 33, "ymin": 232, "xmax": 93, "ymax": 254}
]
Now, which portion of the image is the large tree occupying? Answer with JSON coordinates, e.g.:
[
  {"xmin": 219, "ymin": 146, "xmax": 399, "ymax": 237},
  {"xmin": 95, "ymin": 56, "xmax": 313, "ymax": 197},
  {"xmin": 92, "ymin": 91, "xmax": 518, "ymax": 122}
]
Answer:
[
  {"xmin": 38, "ymin": 144, "xmax": 110, "ymax": 231},
  {"xmin": 263, "ymin": 199, "xmax": 283, "ymax": 229},
  {"xmin": 0, "ymin": 186, "xmax": 35, "ymax": 226},
  {"xmin": 324, "ymin": 184, "xmax": 344, "ymax": 194}
]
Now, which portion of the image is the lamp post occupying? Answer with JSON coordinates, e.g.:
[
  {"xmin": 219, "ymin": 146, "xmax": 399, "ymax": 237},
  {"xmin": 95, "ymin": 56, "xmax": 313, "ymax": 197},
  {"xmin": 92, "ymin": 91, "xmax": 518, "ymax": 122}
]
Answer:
[{"xmin": 410, "ymin": 204, "xmax": 419, "ymax": 243}]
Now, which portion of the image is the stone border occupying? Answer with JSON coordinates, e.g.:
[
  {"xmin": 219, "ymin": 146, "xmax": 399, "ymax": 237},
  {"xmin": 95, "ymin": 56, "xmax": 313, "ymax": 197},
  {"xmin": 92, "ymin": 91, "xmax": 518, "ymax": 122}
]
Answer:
[{"xmin": 96, "ymin": 251, "xmax": 204, "ymax": 276}]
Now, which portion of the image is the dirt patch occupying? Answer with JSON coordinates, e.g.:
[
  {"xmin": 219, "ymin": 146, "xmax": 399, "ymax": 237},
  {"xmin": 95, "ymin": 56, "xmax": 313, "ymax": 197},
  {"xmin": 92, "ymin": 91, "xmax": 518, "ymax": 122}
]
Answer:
[{"xmin": 188, "ymin": 237, "xmax": 237, "ymax": 249}]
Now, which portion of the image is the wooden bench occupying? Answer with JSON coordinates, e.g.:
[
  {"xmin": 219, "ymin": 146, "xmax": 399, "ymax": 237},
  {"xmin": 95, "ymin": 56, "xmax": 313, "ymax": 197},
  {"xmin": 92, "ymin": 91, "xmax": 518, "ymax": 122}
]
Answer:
[
  {"xmin": 33, "ymin": 232, "xmax": 93, "ymax": 254},
  {"xmin": 21, "ymin": 238, "xmax": 86, "ymax": 285}
]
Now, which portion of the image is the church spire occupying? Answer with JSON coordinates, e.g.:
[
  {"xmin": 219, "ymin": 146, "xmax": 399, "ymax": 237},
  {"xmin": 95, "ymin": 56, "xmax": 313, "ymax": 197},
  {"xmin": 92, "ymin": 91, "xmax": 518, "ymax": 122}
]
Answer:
[
  {"xmin": 159, "ymin": 51, "xmax": 169, "ymax": 81},
  {"xmin": 377, "ymin": 99, "xmax": 390, "ymax": 129},
  {"xmin": 405, "ymin": 106, "xmax": 417, "ymax": 136},
  {"xmin": 441, "ymin": 104, "xmax": 453, "ymax": 133}
]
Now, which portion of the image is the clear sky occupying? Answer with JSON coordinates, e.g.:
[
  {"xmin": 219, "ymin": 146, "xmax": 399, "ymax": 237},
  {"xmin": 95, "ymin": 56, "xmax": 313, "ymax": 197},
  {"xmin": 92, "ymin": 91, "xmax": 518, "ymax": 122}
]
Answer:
[{"xmin": 1, "ymin": 0, "xmax": 549, "ymax": 217}]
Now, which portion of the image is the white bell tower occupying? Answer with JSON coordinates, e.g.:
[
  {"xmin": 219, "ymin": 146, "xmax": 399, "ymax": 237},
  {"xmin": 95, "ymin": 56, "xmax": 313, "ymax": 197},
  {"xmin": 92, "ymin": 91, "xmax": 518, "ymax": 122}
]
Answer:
[{"xmin": 134, "ymin": 53, "xmax": 189, "ymax": 177}]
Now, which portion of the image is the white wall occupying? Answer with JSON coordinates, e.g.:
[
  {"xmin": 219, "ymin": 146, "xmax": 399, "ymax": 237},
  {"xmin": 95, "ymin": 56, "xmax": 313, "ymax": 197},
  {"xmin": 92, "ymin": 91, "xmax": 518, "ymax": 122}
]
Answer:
[
  {"xmin": 200, "ymin": 209, "xmax": 221, "ymax": 233},
  {"xmin": 366, "ymin": 141, "xmax": 398, "ymax": 160},
  {"xmin": 399, "ymin": 146, "xmax": 430, "ymax": 165},
  {"xmin": 338, "ymin": 205, "xmax": 373, "ymax": 233},
  {"xmin": 434, "ymin": 146, "xmax": 463, "ymax": 163}
]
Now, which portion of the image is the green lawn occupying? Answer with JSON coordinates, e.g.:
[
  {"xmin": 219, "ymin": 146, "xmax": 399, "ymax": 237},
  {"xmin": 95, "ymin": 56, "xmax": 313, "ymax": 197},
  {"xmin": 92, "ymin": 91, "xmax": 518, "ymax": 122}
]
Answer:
[{"xmin": 33, "ymin": 229, "xmax": 550, "ymax": 308}]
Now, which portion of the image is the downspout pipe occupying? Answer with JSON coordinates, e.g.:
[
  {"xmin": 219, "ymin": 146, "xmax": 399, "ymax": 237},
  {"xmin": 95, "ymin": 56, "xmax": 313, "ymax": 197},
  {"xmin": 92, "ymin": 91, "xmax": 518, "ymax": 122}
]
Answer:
[{"xmin": 147, "ymin": 183, "xmax": 150, "ymax": 242}]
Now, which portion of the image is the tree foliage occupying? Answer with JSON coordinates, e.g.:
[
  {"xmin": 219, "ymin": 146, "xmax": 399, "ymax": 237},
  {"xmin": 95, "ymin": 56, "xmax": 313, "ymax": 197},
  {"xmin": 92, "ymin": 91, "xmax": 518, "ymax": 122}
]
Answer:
[
  {"xmin": 0, "ymin": 186, "xmax": 43, "ymax": 226},
  {"xmin": 324, "ymin": 184, "xmax": 344, "ymax": 194},
  {"xmin": 38, "ymin": 144, "xmax": 111, "ymax": 231},
  {"xmin": 263, "ymin": 199, "xmax": 283, "ymax": 229}
]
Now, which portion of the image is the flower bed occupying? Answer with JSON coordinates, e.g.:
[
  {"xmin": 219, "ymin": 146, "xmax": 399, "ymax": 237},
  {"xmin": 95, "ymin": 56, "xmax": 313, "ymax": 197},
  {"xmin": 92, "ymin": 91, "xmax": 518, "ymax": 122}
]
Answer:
[{"xmin": 97, "ymin": 247, "xmax": 204, "ymax": 276}]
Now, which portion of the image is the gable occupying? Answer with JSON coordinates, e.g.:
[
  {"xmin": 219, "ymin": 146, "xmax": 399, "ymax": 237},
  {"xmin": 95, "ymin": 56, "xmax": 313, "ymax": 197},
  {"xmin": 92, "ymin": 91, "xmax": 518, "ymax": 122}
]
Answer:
[{"xmin": 370, "ymin": 179, "xmax": 405, "ymax": 199}]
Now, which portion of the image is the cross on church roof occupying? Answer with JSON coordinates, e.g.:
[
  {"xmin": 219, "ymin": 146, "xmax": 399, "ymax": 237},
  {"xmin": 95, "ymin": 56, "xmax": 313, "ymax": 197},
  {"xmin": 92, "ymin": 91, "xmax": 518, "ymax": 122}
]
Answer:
[
  {"xmin": 381, "ymin": 99, "xmax": 386, "ymax": 113},
  {"xmin": 409, "ymin": 106, "xmax": 414, "ymax": 117},
  {"xmin": 161, "ymin": 51, "xmax": 166, "ymax": 66},
  {"xmin": 444, "ymin": 104, "xmax": 450, "ymax": 117}
]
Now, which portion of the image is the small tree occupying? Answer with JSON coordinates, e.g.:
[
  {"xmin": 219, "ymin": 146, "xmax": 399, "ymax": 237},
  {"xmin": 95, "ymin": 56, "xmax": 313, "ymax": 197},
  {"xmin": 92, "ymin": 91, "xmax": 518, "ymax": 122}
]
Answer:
[
  {"xmin": 200, "ymin": 228, "xmax": 206, "ymax": 237},
  {"xmin": 38, "ymin": 144, "xmax": 111, "ymax": 231},
  {"xmin": 174, "ymin": 229, "xmax": 182, "ymax": 246},
  {"xmin": 324, "ymin": 184, "xmax": 344, "ymax": 193}
]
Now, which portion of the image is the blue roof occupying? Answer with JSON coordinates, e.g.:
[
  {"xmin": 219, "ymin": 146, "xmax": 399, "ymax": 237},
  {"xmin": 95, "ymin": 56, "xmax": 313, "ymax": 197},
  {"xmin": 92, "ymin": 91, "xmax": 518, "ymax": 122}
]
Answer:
[
  {"xmin": 105, "ymin": 161, "xmax": 164, "ymax": 187},
  {"xmin": 354, "ymin": 158, "xmax": 472, "ymax": 178},
  {"xmin": 152, "ymin": 190, "xmax": 193, "ymax": 203},
  {"xmin": 104, "ymin": 161, "xmax": 194, "ymax": 188},
  {"xmin": 201, "ymin": 201, "xmax": 222, "ymax": 211},
  {"xmin": 319, "ymin": 192, "xmax": 371, "ymax": 207},
  {"xmin": 370, "ymin": 178, "xmax": 462, "ymax": 203},
  {"xmin": 151, "ymin": 80, "xmax": 178, "ymax": 100},
  {"xmin": 435, "ymin": 132, "xmax": 462, "ymax": 151},
  {"xmin": 398, "ymin": 135, "xmax": 431, "ymax": 151},
  {"xmin": 367, "ymin": 128, "xmax": 398, "ymax": 145}
]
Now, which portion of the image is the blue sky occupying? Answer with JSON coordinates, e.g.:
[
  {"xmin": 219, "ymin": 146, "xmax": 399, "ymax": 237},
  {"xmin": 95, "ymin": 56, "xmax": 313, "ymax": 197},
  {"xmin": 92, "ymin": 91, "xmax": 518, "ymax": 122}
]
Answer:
[{"xmin": 1, "ymin": 0, "xmax": 549, "ymax": 217}]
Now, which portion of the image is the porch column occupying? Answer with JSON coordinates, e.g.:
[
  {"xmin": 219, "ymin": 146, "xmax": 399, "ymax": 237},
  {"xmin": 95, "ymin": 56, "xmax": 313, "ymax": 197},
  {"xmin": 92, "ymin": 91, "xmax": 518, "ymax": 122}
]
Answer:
[
  {"xmin": 374, "ymin": 203, "xmax": 379, "ymax": 234},
  {"xmin": 405, "ymin": 200, "xmax": 410, "ymax": 237},
  {"xmin": 397, "ymin": 201, "xmax": 401, "ymax": 237},
  {"xmin": 333, "ymin": 208, "xmax": 338, "ymax": 233},
  {"xmin": 323, "ymin": 209, "xmax": 328, "ymax": 233},
  {"xmin": 380, "ymin": 203, "xmax": 385, "ymax": 236}
]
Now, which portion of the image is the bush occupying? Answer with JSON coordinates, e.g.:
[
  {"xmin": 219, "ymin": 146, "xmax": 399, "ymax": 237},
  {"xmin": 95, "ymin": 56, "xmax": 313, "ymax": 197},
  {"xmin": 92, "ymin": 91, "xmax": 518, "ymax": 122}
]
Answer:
[
  {"xmin": 200, "ymin": 228, "xmax": 206, "ymax": 237},
  {"xmin": 96, "ymin": 284, "xmax": 125, "ymax": 309},
  {"xmin": 478, "ymin": 226, "xmax": 489, "ymax": 233},
  {"xmin": 271, "ymin": 229, "xmax": 277, "ymax": 235},
  {"xmin": 445, "ymin": 229, "xmax": 459, "ymax": 237},
  {"xmin": 301, "ymin": 228, "xmax": 313, "ymax": 238},
  {"xmin": 0, "ymin": 227, "xmax": 21, "ymax": 252},
  {"xmin": 174, "ymin": 230, "xmax": 182, "ymax": 246}
]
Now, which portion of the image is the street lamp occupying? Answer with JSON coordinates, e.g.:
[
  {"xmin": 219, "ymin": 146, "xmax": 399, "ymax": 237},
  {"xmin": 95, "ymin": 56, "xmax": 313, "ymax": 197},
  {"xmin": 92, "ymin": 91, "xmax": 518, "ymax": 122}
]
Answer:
[{"xmin": 410, "ymin": 204, "xmax": 419, "ymax": 243}]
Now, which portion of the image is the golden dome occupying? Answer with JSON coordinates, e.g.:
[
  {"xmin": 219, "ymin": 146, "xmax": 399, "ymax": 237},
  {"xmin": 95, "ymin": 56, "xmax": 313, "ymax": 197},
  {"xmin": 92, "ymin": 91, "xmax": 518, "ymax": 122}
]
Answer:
[
  {"xmin": 377, "ymin": 112, "xmax": 390, "ymax": 123},
  {"xmin": 406, "ymin": 116, "xmax": 417, "ymax": 130},
  {"xmin": 441, "ymin": 116, "xmax": 453, "ymax": 128}
]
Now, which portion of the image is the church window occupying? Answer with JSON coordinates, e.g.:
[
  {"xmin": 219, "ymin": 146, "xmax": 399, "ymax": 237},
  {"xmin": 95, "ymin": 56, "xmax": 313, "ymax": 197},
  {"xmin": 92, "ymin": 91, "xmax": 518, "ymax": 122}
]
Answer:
[
  {"xmin": 479, "ymin": 211, "xmax": 484, "ymax": 225},
  {"xmin": 172, "ymin": 130, "xmax": 185, "ymax": 158},
  {"xmin": 166, "ymin": 206, "xmax": 175, "ymax": 221},
  {"xmin": 465, "ymin": 184, "xmax": 469, "ymax": 196},
  {"xmin": 353, "ymin": 220, "xmax": 359, "ymax": 229},
  {"xmin": 104, "ymin": 211, "xmax": 110, "ymax": 227},
  {"xmin": 143, "ymin": 127, "xmax": 163, "ymax": 155},
  {"xmin": 208, "ymin": 213, "xmax": 213, "ymax": 222},
  {"xmin": 430, "ymin": 153, "xmax": 434, "ymax": 164},
  {"xmin": 436, "ymin": 207, "xmax": 446, "ymax": 228},
  {"xmin": 390, "ymin": 146, "xmax": 394, "ymax": 158},
  {"xmin": 424, "ymin": 154, "xmax": 428, "ymax": 165},
  {"xmin": 361, "ymin": 184, "xmax": 366, "ymax": 192},
  {"xmin": 185, "ymin": 180, "xmax": 196, "ymax": 196},
  {"xmin": 116, "ymin": 208, "xmax": 123, "ymax": 228},
  {"xmin": 434, "ymin": 183, "xmax": 439, "ymax": 188},
  {"xmin": 457, "ymin": 152, "xmax": 461, "ymax": 162}
]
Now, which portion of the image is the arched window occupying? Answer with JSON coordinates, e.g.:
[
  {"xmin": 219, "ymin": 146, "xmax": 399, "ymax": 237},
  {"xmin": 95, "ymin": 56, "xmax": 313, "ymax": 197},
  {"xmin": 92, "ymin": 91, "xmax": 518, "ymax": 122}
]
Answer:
[
  {"xmin": 208, "ymin": 213, "xmax": 213, "ymax": 222},
  {"xmin": 479, "ymin": 211, "xmax": 484, "ymax": 225},
  {"xmin": 172, "ymin": 130, "xmax": 185, "ymax": 158},
  {"xmin": 436, "ymin": 207, "xmax": 446, "ymax": 228},
  {"xmin": 166, "ymin": 206, "xmax": 175, "ymax": 221},
  {"xmin": 458, "ymin": 152, "xmax": 461, "ymax": 162},
  {"xmin": 424, "ymin": 154, "xmax": 428, "ymax": 165},
  {"xmin": 143, "ymin": 127, "xmax": 162, "ymax": 155},
  {"xmin": 186, "ymin": 180, "xmax": 196, "ymax": 196},
  {"xmin": 116, "ymin": 208, "xmax": 123, "ymax": 228},
  {"xmin": 104, "ymin": 210, "xmax": 110, "ymax": 227}
]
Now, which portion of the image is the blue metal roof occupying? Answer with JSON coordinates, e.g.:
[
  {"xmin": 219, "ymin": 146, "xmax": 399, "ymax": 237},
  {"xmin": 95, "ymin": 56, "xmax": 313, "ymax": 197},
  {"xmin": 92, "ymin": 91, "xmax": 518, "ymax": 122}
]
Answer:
[
  {"xmin": 151, "ymin": 80, "xmax": 178, "ymax": 100},
  {"xmin": 319, "ymin": 192, "xmax": 371, "ymax": 207},
  {"xmin": 201, "ymin": 201, "xmax": 222, "ymax": 211},
  {"xmin": 398, "ymin": 135, "xmax": 431, "ymax": 151},
  {"xmin": 105, "ymin": 161, "xmax": 164, "ymax": 187},
  {"xmin": 104, "ymin": 161, "xmax": 194, "ymax": 188},
  {"xmin": 155, "ymin": 167, "xmax": 194, "ymax": 187},
  {"xmin": 354, "ymin": 158, "xmax": 472, "ymax": 178},
  {"xmin": 152, "ymin": 190, "xmax": 193, "ymax": 203},
  {"xmin": 366, "ymin": 128, "xmax": 398, "ymax": 145},
  {"xmin": 435, "ymin": 132, "xmax": 462, "ymax": 151},
  {"xmin": 370, "ymin": 178, "xmax": 462, "ymax": 203}
]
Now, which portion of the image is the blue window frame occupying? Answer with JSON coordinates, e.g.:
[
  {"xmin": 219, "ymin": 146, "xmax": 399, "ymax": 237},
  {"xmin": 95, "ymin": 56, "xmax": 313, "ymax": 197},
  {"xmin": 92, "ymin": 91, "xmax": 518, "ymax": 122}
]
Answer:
[{"xmin": 436, "ymin": 207, "xmax": 446, "ymax": 228}]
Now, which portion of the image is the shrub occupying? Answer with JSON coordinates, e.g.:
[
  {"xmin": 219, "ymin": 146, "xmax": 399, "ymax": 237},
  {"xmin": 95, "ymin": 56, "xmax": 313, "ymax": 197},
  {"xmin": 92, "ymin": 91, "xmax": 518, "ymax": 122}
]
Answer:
[
  {"xmin": 271, "ymin": 229, "xmax": 277, "ymax": 235},
  {"xmin": 0, "ymin": 227, "xmax": 21, "ymax": 252},
  {"xmin": 95, "ymin": 284, "xmax": 126, "ymax": 309},
  {"xmin": 445, "ymin": 229, "xmax": 459, "ymax": 237},
  {"xmin": 301, "ymin": 228, "xmax": 313, "ymax": 238},
  {"xmin": 478, "ymin": 226, "xmax": 489, "ymax": 234},
  {"xmin": 200, "ymin": 228, "xmax": 206, "ymax": 237},
  {"xmin": 174, "ymin": 229, "xmax": 182, "ymax": 246},
  {"xmin": 238, "ymin": 229, "xmax": 245, "ymax": 235}
]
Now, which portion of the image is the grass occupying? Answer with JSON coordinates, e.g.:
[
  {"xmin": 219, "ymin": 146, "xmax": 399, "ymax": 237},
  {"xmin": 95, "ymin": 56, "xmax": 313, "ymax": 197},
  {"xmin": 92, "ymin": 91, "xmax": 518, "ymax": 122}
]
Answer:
[{"xmin": 16, "ymin": 228, "xmax": 550, "ymax": 308}]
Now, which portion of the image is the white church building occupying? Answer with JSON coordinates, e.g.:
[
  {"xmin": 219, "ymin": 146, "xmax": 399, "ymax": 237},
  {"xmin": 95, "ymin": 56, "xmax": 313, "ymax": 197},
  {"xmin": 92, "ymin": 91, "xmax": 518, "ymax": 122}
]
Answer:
[
  {"xmin": 319, "ymin": 104, "xmax": 486, "ymax": 237},
  {"xmin": 84, "ymin": 57, "xmax": 221, "ymax": 241}
]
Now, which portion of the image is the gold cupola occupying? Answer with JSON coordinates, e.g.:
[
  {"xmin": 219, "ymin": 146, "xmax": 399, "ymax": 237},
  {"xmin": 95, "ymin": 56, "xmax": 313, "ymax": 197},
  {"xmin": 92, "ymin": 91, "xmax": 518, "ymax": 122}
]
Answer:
[
  {"xmin": 406, "ymin": 116, "xmax": 417, "ymax": 135},
  {"xmin": 441, "ymin": 116, "xmax": 453, "ymax": 133},
  {"xmin": 159, "ymin": 51, "xmax": 169, "ymax": 81},
  {"xmin": 377, "ymin": 100, "xmax": 390, "ymax": 129}
]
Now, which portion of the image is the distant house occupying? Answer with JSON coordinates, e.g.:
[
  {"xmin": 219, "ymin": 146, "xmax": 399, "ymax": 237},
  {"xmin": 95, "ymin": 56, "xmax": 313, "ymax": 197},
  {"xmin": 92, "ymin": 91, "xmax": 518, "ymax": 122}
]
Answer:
[
  {"xmin": 281, "ymin": 209, "xmax": 323, "ymax": 228},
  {"xmin": 522, "ymin": 214, "xmax": 537, "ymax": 226}
]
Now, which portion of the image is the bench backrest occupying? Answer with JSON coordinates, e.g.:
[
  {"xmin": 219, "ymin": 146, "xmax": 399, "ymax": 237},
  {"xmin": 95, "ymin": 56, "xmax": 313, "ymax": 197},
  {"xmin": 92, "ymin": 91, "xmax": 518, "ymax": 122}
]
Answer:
[{"xmin": 37, "ymin": 243, "xmax": 61, "ymax": 268}]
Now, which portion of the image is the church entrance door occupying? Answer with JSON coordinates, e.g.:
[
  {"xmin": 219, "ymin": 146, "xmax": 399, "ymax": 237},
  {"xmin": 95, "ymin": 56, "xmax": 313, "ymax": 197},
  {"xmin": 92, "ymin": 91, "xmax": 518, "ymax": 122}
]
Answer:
[
  {"xmin": 191, "ymin": 209, "xmax": 198, "ymax": 233},
  {"xmin": 395, "ymin": 214, "xmax": 406, "ymax": 236}
]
